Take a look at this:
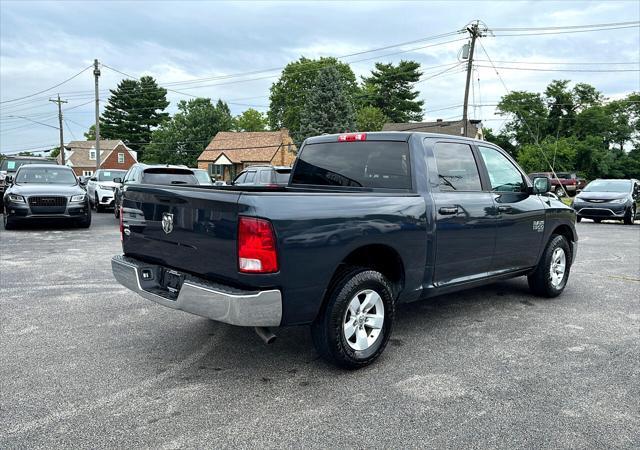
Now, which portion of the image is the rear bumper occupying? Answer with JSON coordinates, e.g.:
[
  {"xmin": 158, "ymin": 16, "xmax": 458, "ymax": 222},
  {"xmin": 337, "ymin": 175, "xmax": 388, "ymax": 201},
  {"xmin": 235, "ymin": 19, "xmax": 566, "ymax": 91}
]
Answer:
[{"xmin": 111, "ymin": 255, "xmax": 282, "ymax": 327}]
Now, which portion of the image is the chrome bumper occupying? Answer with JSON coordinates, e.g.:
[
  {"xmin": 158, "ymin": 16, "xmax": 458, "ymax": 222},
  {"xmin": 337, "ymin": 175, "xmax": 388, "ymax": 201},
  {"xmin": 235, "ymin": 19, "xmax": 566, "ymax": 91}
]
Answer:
[{"xmin": 111, "ymin": 255, "xmax": 282, "ymax": 327}]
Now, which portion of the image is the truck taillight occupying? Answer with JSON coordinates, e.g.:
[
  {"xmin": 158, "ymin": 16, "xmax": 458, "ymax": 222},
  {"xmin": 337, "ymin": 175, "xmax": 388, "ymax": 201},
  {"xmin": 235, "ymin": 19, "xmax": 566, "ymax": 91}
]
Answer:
[
  {"xmin": 119, "ymin": 207, "xmax": 124, "ymax": 242},
  {"xmin": 238, "ymin": 216, "xmax": 278, "ymax": 273},
  {"xmin": 338, "ymin": 133, "xmax": 366, "ymax": 142}
]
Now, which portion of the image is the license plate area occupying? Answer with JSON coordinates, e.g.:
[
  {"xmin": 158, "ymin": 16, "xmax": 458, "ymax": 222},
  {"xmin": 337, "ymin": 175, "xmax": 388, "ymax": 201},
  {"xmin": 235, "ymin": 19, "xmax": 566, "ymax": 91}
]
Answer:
[{"xmin": 159, "ymin": 268, "xmax": 184, "ymax": 299}]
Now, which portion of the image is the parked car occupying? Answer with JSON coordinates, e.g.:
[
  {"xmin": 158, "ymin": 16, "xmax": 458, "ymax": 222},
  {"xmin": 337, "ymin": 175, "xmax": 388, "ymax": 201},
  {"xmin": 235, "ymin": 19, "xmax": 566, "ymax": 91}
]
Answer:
[
  {"xmin": 86, "ymin": 169, "xmax": 127, "ymax": 212},
  {"xmin": 112, "ymin": 132, "xmax": 577, "ymax": 369},
  {"xmin": 232, "ymin": 165, "xmax": 291, "ymax": 187},
  {"xmin": 192, "ymin": 168, "xmax": 213, "ymax": 185},
  {"xmin": 113, "ymin": 164, "xmax": 200, "ymax": 218},
  {"xmin": 528, "ymin": 172, "xmax": 578, "ymax": 197},
  {"xmin": 1, "ymin": 156, "xmax": 57, "ymax": 196},
  {"xmin": 571, "ymin": 178, "xmax": 639, "ymax": 224},
  {"xmin": 2, "ymin": 164, "xmax": 90, "ymax": 229}
]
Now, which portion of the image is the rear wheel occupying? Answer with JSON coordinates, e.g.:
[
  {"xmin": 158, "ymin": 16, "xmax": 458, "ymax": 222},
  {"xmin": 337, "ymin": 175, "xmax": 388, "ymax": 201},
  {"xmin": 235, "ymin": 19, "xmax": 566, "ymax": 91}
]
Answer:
[
  {"xmin": 311, "ymin": 267, "xmax": 394, "ymax": 369},
  {"xmin": 528, "ymin": 234, "xmax": 571, "ymax": 298},
  {"xmin": 576, "ymin": 216, "xmax": 582, "ymax": 223},
  {"xmin": 593, "ymin": 218, "xmax": 602, "ymax": 223},
  {"xmin": 114, "ymin": 203, "xmax": 120, "ymax": 219},
  {"xmin": 554, "ymin": 186, "xmax": 564, "ymax": 196},
  {"xmin": 624, "ymin": 206, "xmax": 635, "ymax": 225},
  {"xmin": 94, "ymin": 194, "xmax": 103, "ymax": 213}
]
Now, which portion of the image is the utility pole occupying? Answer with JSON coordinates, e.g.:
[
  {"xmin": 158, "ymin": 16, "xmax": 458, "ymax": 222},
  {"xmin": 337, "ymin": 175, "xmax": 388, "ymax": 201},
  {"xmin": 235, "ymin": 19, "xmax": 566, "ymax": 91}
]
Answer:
[
  {"xmin": 49, "ymin": 94, "xmax": 68, "ymax": 165},
  {"xmin": 93, "ymin": 59, "xmax": 101, "ymax": 172},
  {"xmin": 462, "ymin": 21, "xmax": 482, "ymax": 137}
]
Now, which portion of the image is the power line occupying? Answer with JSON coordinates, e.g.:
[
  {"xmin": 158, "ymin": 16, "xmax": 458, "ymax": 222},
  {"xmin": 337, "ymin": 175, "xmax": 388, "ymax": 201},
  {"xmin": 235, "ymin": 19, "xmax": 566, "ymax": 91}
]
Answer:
[
  {"xmin": 492, "ymin": 24, "xmax": 639, "ymax": 37},
  {"xmin": 0, "ymin": 65, "xmax": 93, "ymax": 104},
  {"xmin": 474, "ymin": 65, "xmax": 640, "ymax": 73},
  {"xmin": 490, "ymin": 20, "xmax": 639, "ymax": 31}
]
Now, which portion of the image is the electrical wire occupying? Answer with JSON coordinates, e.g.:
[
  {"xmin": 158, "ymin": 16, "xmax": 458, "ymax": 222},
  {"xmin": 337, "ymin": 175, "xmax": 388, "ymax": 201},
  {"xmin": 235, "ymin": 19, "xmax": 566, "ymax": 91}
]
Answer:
[{"xmin": 0, "ymin": 65, "xmax": 93, "ymax": 104}]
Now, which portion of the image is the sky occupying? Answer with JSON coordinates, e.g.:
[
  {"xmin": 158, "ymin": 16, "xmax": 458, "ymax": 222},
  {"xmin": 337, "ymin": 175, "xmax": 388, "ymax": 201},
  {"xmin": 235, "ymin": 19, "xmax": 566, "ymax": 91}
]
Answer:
[{"xmin": 0, "ymin": 0, "xmax": 639, "ymax": 155}]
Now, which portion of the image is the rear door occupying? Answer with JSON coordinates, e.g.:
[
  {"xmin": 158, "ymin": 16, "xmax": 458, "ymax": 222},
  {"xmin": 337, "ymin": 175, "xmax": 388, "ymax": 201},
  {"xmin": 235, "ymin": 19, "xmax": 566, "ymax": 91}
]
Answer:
[
  {"xmin": 476, "ymin": 144, "xmax": 545, "ymax": 271},
  {"xmin": 425, "ymin": 139, "xmax": 496, "ymax": 285}
]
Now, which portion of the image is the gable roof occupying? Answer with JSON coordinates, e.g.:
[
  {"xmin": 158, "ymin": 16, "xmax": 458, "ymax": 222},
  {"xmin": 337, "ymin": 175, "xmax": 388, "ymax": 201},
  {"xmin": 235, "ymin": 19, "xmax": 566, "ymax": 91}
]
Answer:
[
  {"xmin": 382, "ymin": 120, "xmax": 481, "ymax": 138},
  {"xmin": 198, "ymin": 130, "xmax": 295, "ymax": 164},
  {"xmin": 59, "ymin": 140, "xmax": 134, "ymax": 167}
]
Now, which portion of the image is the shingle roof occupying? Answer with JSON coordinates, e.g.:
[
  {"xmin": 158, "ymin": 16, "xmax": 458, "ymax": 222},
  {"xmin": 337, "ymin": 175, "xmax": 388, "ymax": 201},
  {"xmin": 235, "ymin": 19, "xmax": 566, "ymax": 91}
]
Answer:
[
  {"xmin": 59, "ymin": 140, "xmax": 131, "ymax": 167},
  {"xmin": 197, "ymin": 130, "xmax": 295, "ymax": 163},
  {"xmin": 382, "ymin": 120, "xmax": 480, "ymax": 138}
]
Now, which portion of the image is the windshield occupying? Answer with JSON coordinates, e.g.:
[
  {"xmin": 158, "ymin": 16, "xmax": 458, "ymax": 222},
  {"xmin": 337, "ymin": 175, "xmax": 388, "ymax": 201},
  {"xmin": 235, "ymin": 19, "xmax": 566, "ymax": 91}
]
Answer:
[
  {"xmin": 1, "ymin": 159, "xmax": 57, "ymax": 172},
  {"xmin": 97, "ymin": 170, "xmax": 126, "ymax": 181},
  {"xmin": 583, "ymin": 180, "xmax": 631, "ymax": 193},
  {"xmin": 193, "ymin": 170, "xmax": 212, "ymax": 185},
  {"xmin": 16, "ymin": 167, "xmax": 77, "ymax": 184}
]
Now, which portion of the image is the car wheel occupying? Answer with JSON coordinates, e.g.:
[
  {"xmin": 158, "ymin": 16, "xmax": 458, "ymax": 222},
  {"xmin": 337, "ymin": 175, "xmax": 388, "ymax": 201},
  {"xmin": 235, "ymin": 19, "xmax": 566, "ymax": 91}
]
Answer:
[
  {"xmin": 311, "ymin": 267, "xmax": 394, "ymax": 369},
  {"xmin": 527, "ymin": 234, "xmax": 572, "ymax": 298},
  {"xmin": 593, "ymin": 218, "xmax": 602, "ymax": 223},
  {"xmin": 3, "ymin": 210, "xmax": 16, "ymax": 230},
  {"xmin": 554, "ymin": 186, "xmax": 563, "ymax": 197},
  {"xmin": 114, "ymin": 204, "xmax": 120, "ymax": 219},
  {"xmin": 624, "ymin": 206, "xmax": 635, "ymax": 225},
  {"xmin": 94, "ymin": 194, "xmax": 103, "ymax": 213},
  {"xmin": 576, "ymin": 216, "xmax": 582, "ymax": 223},
  {"xmin": 77, "ymin": 212, "xmax": 92, "ymax": 228}
]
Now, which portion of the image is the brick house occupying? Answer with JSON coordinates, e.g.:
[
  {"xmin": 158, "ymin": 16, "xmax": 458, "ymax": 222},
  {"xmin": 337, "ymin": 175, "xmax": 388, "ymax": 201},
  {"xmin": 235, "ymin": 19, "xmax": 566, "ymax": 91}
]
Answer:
[
  {"xmin": 382, "ymin": 119, "xmax": 484, "ymax": 139},
  {"xmin": 58, "ymin": 140, "xmax": 138, "ymax": 176},
  {"xmin": 197, "ymin": 130, "xmax": 297, "ymax": 181}
]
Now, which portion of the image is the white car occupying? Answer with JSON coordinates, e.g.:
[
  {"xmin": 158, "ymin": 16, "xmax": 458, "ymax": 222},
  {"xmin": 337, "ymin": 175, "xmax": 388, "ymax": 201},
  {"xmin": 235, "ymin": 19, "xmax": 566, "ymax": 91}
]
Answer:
[{"xmin": 86, "ymin": 169, "xmax": 127, "ymax": 212}]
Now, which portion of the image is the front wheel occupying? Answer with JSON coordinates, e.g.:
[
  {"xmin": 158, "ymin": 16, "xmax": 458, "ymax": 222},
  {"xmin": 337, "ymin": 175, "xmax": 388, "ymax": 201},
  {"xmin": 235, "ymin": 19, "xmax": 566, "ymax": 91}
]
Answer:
[
  {"xmin": 576, "ymin": 216, "xmax": 582, "ymax": 223},
  {"xmin": 528, "ymin": 234, "xmax": 572, "ymax": 298},
  {"xmin": 311, "ymin": 267, "xmax": 395, "ymax": 369},
  {"xmin": 624, "ymin": 206, "xmax": 635, "ymax": 225},
  {"xmin": 3, "ymin": 210, "xmax": 16, "ymax": 230},
  {"xmin": 95, "ymin": 194, "xmax": 104, "ymax": 213}
]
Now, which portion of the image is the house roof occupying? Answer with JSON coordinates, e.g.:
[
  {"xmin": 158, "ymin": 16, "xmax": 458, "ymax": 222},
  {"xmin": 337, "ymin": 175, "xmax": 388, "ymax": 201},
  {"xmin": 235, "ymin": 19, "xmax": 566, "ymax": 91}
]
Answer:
[
  {"xmin": 58, "ymin": 140, "xmax": 133, "ymax": 167},
  {"xmin": 382, "ymin": 119, "xmax": 480, "ymax": 137},
  {"xmin": 198, "ymin": 130, "xmax": 294, "ymax": 164}
]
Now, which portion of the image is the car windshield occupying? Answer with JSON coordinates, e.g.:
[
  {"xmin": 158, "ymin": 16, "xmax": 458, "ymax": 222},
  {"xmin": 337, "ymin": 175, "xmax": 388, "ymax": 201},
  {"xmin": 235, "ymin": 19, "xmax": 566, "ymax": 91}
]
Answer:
[
  {"xmin": 16, "ymin": 167, "xmax": 77, "ymax": 184},
  {"xmin": 583, "ymin": 180, "xmax": 631, "ymax": 193},
  {"xmin": 1, "ymin": 159, "xmax": 56, "ymax": 172},
  {"xmin": 193, "ymin": 170, "xmax": 212, "ymax": 185},
  {"xmin": 97, "ymin": 170, "xmax": 126, "ymax": 181}
]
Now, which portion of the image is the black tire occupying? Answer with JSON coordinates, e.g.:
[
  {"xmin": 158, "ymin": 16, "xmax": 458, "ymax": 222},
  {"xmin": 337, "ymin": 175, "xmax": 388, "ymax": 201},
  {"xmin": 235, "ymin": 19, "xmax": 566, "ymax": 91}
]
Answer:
[
  {"xmin": 114, "ymin": 203, "xmax": 120, "ymax": 219},
  {"xmin": 528, "ymin": 234, "xmax": 572, "ymax": 298},
  {"xmin": 593, "ymin": 218, "xmax": 602, "ymax": 223},
  {"xmin": 576, "ymin": 216, "xmax": 582, "ymax": 223},
  {"xmin": 554, "ymin": 186, "xmax": 563, "ymax": 197},
  {"xmin": 311, "ymin": 267, "xmax": 395, "ymax": 369},
  {"xmin": 3, "ymin": 210, "xmax": 16, "ymax": 230},
  {"xmin": 623, "ymin": 206, "xmax": 635, "ymax": 225},
  {"xmin": 95, "ymin": 194, "xmax": 103, "ymax": 213},
  {"xmin": 77, "ymin": 213, "xmax": 91, "ymax": 228}
]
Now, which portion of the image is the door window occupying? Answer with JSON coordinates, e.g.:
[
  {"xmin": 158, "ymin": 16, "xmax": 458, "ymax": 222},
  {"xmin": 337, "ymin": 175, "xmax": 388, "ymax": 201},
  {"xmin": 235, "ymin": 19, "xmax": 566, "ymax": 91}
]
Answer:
[
  {"xmin": 233, "ymin": 172, "xmax": 247, "ymax": 184},
  {"xmin": 432, "ymin": 142, "xmax": 482, "ymax": 191},
  {"xmin": 478, "ymin": 146, "xmax": 526, "ymax": 192},
  {"xmin": 244, "ymin": 171, "xmax": 256, "ymax": 184}
]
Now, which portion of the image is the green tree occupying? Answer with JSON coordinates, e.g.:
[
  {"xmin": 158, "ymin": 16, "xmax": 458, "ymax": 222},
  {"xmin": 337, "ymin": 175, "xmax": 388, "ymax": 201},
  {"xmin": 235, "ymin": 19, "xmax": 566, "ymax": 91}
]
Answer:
[
  {"xmin": 356, "ymin": 106, "xmax": 387, "ymax": 132},
  {"xmin": 49, "ymin": 147, "xmax": 60, "ymax": 158},
  {"xmin": 483, "ymin": 127, "xmax": 516, "ymax": 157},
  {"xmin": 361, "ymin": 60, "xmax": 424, "ymax": 123},
  {"xmin": 144, "ymin": 98, "xmax": 233, "ymax": 167},
  {"xmin": 234, "ymin": 108, "xmax": 268, "ymax": 131},
  {"xmin": 268, "ymin": 57, "xmax": 357, "ymax": 134},
  {"xmin": 497, "ymin": 91, "xmax": 548, "ymax": 146},
  {"xmin": 516, "ymin": 136, "xmax": 576, "ymax": 174},
  {"xmin": 545, "ymin": 80, "xmax": 576, "ymax": 138},
  {"xmin": 100, "ymin": 76, "xmax": 170, "ymax": 159},
  {"xmin": 84, "ymin": 124, "xmax": 95, "ymax": 140},
  {"xmin": 298, "ymin": 66, "xmax": 356, "ymax": 142}
]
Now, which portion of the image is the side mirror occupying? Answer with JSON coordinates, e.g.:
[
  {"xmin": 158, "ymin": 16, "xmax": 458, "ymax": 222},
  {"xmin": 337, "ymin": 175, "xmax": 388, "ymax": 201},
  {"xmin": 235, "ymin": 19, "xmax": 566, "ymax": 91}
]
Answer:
[
  {"xmin": 5, "ymin": 175, "xmax": 13, "ymax": 184},
  {"xmin": 113, "ymin": 177, "xmax": 122, "ymax": 184},
  {"xmin": 79, "ymin": 178, "xmax": 88, "ymax": 186},
  {"xmin": 90, "ymin": 177, "xmax": 97, "ymax": 182},
  {"xmin": 532, "ymin": 176, "xmax": 551, "ymax": 194}
]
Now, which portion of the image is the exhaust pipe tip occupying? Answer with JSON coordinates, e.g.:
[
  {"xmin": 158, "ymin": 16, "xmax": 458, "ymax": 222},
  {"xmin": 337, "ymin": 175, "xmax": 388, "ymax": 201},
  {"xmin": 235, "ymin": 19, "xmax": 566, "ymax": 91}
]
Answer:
[{"xmin": 255, "ymin": 327, "xmax": 277, "ymax": 344}]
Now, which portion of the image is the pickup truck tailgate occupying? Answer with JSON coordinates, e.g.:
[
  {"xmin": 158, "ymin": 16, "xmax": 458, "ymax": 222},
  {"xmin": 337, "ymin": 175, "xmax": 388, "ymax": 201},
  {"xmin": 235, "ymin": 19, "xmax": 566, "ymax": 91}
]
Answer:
[{"xmin": 122, "ymin": 185, "xmax": 242, "ymax": 282}]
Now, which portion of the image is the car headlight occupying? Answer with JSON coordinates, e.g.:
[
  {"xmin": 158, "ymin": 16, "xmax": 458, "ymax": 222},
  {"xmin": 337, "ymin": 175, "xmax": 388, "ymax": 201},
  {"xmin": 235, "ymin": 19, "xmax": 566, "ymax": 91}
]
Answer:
[
  {"xmin": 8, "ymin": 194, "xmax": 25, "ymax": 203},
  {"xmin": 97, "ymin": 184, "xmax": 112, "ymax": 190},
  {"xmin": 70, "ymin": 194, "xmax": 86, "ymax": 202},
  {"xmin": 609, "ymin": 198, "xmax": 626, "ymax": 204}
]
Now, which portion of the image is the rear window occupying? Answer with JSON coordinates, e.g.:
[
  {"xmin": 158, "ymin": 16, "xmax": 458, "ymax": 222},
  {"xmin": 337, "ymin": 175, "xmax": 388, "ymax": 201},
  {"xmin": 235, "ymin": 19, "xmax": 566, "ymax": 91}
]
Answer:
[
  {"xmin": 142, "ymin": 168, "xmax": 197, "ymax": 185},
  {"xmin": 1, "ymin": 159, "xmax": 56, "ymax": 172},
  {"xmin": 291, "ymin": 141, "xmax": 411, "ymax": 190},
  {"xmin": 97, "ymin": 170, "xmax": 126, "ymax": 181},
  {"xmin": 275, "ymin": 169, "xmax": 291, "ymax": 184}
]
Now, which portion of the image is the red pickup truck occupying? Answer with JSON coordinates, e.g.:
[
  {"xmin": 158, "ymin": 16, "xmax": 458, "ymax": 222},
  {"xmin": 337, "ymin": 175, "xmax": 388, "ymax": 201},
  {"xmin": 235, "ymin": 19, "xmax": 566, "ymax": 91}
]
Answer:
[{"xmin": 528, "ymin": 172, "xmax": 578, "ymax": 197}]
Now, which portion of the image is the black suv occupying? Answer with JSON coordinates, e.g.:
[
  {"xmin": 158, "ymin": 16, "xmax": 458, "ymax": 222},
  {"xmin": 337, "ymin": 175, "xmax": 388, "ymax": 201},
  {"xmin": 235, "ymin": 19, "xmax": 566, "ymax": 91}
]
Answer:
[
  {"xmin": 1, "ymin": 156, "xmax": 57, "ymax": 196},
  {"xmin": 113, "ymin": 164, "xmax": 200, "ymax": 218}
]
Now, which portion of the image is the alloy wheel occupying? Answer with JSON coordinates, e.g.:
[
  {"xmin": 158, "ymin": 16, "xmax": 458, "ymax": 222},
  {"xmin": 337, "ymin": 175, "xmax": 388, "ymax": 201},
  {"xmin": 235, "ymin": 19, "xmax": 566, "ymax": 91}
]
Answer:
[
  {"xmin": 549, "ymin": 247, "xmax": 566, "ymax": 288},
  {"xmin": 343, "ymin": 289, "xmax": 385, "ymax": 351}
]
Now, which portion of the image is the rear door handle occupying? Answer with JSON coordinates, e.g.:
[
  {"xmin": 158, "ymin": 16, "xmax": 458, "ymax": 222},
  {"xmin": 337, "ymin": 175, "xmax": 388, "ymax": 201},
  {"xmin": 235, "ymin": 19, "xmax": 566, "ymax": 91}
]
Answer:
[
  {"xmin": 439, "ymin": 206, "xmax": 459, "ymax": 215},
  {"xmin": 497, "ymin": 205, "xmax": 512, "ymax": 212}
]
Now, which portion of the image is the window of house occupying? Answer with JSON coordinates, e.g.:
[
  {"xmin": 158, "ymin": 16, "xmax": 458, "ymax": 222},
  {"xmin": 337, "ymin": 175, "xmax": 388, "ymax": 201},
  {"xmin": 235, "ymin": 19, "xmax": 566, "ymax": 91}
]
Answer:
[
  {"xmin": 89, "ymin": 149, "xmax": 96, "ymax": 160},
  {"xmin": 82, "ymin": 170, "xmax": 93, "ymax": 176},
  {"xmin": 431, "ymin": 142, "xmax": 482, "ymax": 191},
  {"xmin": 118, "ymin": 152, "xmax": 125, "ymax": 163}
]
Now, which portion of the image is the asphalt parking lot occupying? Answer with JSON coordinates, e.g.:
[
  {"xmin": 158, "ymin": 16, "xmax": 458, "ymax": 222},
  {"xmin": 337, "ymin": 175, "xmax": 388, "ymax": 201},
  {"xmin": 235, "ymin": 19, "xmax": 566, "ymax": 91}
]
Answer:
[{"xmin": 1, "ymin": 213, "xmax": 639, "ymax": 448}]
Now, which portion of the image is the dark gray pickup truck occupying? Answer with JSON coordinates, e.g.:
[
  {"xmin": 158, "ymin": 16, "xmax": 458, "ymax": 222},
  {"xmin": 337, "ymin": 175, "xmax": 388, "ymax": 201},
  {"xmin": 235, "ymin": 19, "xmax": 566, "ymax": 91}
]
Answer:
[{"xmin": 112, "ymin": 132, "xmax": 577, "ymax": 368}]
